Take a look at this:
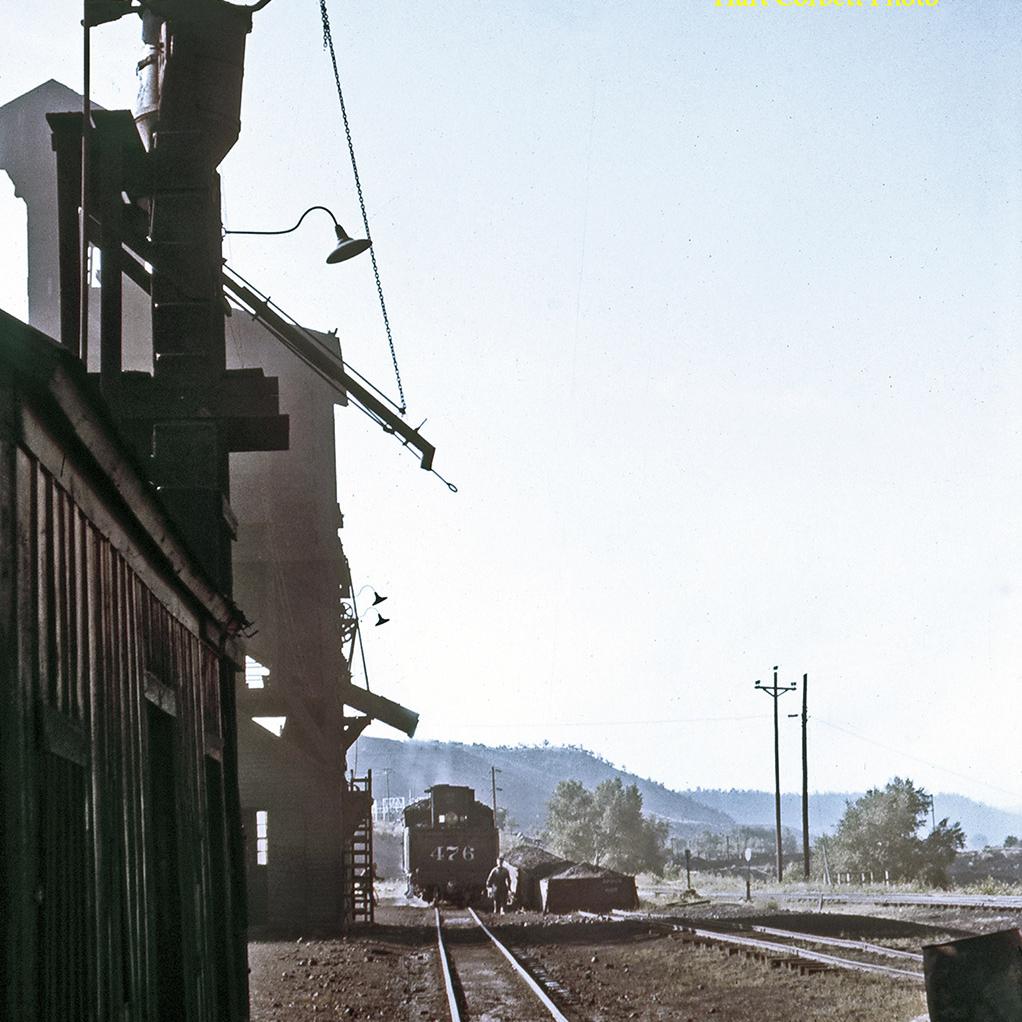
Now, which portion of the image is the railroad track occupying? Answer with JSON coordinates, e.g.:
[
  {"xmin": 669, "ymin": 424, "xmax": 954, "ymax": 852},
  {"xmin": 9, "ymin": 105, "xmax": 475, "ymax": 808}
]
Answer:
[
  {"xmin": 430, "ymin": 906, "xmax": 921, "ymax": 1021},
  {"xmin": 613, "ymin": 911, "xmax": 924, "ymax": 983},
  {"xmin": 673, "ymin": 923, "xmax": 923, "ymax": 982},
  {"xmin": 434, "ymin": 907, "xmax": 572, "ymax": 1021},
  {"xmin": 703, "ymin": 888, "xmax": 1022, "ymax": 911},
  {"xmin": 748, "ymin": 923, "xmax": 924, "ymax": 964}
]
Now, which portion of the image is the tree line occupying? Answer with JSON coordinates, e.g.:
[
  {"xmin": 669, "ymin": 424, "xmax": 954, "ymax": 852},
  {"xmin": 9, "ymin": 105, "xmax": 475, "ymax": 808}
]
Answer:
[{"xmin": 544, "ymin": 775, "xmax": 966, "ymax": 887}]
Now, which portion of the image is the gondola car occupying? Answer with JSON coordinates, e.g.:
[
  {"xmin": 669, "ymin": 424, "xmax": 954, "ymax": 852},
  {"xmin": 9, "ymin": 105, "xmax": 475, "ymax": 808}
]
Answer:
[{"xmin": 404, "ymin": 784, "xmax": 499, "ymax": 905}]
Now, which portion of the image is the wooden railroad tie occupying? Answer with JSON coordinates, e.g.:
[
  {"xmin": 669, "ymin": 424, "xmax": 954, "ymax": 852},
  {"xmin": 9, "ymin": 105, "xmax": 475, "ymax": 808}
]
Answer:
[{"xmin": 674, "ymin": 927, "xmax": 834, "ymax": 977}]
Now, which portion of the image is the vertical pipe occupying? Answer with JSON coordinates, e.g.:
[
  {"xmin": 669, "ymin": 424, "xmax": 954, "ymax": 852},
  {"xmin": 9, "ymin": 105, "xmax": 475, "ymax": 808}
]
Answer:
[
  {"xmin": 54, "ymin": 126, "xmax": 83, "ymax": 354},
  {"xmin": 53, "ymin": 488, "xmax": 66, "ymax": 712},
  {"xmin": 802, "ymin": 673, "xmax": 810, "ymax": 880},
  {"xmin": 80, "ymin": 7, "xmax": 91, "ymax": 366},
  {"xmin": 219, "ymin": 654, "xmax": 249, "ymax": 1018},
  {"xmin": 99, "ymin": 139, "xmax": 123, "ymax": 399},
  {"xmin": 83, "ymin": 507, "xmax": 98, "ymax": 1019}
]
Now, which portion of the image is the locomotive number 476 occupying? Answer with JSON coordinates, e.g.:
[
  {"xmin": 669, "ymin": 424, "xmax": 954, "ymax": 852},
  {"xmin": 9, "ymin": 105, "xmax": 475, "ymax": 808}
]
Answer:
[{"xmin": 430, "ymin": 845, "xmax": 476, "ymax": 862}]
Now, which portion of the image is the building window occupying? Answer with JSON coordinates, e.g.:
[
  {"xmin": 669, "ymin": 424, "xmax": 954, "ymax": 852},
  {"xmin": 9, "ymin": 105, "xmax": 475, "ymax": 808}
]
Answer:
[
  {"xmin": 252, "ymin": 717, "xmax": 286, "ymax": 737},
  {"xmin": 245, "ymin": 656, "xmax": 270, "ymax": 689},
  {"xmin": 86, "ymin": 244, "xmax": 102, "ymax": 290},
  {"xmin": 256, "ymin": 810, "xmax": 269, "ymax": 865},
  {"xmin": 0, "ymin": 172, "xmax": 27, "ymax": 320}
]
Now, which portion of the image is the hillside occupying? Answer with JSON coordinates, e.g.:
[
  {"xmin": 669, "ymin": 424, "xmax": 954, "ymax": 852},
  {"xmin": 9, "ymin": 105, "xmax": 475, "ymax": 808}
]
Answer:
[
  {"xmin": 351, "ymin": 738, "xmax": 1022, "ymax": 848},
  {"xmin": 352, "ymin": 737, "xmax": 733, "ymax": 837}
]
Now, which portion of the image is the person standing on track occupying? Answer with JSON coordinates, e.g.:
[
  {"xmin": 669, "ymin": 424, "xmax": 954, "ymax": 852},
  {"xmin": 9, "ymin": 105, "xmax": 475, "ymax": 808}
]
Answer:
[{"xmin": 486, "ymin": 856, "xmax": 511, "ymax": 915}]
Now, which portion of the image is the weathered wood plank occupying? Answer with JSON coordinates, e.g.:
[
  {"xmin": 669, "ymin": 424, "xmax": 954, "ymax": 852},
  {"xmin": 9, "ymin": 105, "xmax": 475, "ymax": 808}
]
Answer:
[{"xmin": 4, "ymin": 315, "xmax": 249, "ymax": 1020}]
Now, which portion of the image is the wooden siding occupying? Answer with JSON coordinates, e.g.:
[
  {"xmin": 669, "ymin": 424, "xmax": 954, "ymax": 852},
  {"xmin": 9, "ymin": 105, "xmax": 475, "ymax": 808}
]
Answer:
[{"xmin": 1, "ymin": 318, "xmax": 248, "ymax": 1022}]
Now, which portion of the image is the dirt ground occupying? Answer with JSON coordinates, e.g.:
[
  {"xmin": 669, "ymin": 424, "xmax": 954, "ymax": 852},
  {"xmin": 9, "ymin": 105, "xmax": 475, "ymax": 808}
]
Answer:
[
  {"xmin": 248, "ymin": 907, "xmax": 448, "ymax": 1021},
  {"xmin": 245, "ymin": 893, "xmax": 967, "ymax": 1021},
  {"xmin": 481, "ymin": 915, "xmax": 928, "ymax": 1022}
]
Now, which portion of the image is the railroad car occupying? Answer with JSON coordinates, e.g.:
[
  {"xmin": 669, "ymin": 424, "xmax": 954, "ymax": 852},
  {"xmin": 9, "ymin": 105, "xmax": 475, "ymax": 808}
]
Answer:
[{"xmin": 404, "ymin": 785, "xmax": 499, "ymax": 905}]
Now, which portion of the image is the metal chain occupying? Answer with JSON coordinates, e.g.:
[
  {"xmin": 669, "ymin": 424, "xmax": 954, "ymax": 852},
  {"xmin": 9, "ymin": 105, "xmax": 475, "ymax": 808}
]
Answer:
[{"xmin": 319, "ymin": 0, "xmax": 407, "ymax": 414}]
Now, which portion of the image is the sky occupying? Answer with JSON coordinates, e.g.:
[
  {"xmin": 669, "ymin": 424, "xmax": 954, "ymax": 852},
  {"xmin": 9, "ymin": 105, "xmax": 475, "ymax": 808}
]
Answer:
[{"xmin": 3, "ymin": 1, "xmax": 1022, "ymax": 812}]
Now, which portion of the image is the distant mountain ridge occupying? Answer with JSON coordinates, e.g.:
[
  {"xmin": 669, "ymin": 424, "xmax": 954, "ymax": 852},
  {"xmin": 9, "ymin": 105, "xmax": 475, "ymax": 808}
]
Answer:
[
  {"xmin": 353, "ymin": 738, "xmax": 732, "ymax": 835},
  {"xmin": 353, "ymin": 738, "xmax": 1022, "ymax": 847},
  {"xmin": 688, "ymin": 788, "xmax": 1022, "ymax": 848}
]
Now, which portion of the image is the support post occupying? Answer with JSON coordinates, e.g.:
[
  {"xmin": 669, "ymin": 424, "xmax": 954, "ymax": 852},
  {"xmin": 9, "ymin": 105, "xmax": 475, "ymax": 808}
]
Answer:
[
  {"xmin": 755, "ymin": 666, "xmax": 796, "ymax": 882},
  {"xmin": 53, "ymin": 120, "xmax": 83, "ymax": 355},
  {"xmin": 773, "ymin": 675, "xmax": 781, "ymax": 880},
  {"xmin": 98, "ymin": 130, "xmax": 122, "ymax": 398},
  {"xmin": 80, "ymin": 7, "xmax": 92, "ymax": 365},
  {"xmin": 802, "ymin": 672, "xmax": 810, "ymax": 880},
  {"xmin": 490, "ymin": 766, "xmax": 501, "ymax": 829}
]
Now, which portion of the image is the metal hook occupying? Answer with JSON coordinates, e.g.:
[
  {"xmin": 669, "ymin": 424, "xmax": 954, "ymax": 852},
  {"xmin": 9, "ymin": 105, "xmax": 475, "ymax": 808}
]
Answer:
[{"xmin": 431, "ymin": 468, "xmax": 458, "ymax": 493}]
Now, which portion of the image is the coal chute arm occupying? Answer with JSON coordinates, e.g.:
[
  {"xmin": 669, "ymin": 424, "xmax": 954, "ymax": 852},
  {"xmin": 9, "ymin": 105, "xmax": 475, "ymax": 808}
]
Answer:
[
  {"xmin": 339, "ymin": 682, "xmax": 419, "ymax": 738},
  {"xmin": 221, "ymin": 265, "xmax": 436, "ymax": 472}
]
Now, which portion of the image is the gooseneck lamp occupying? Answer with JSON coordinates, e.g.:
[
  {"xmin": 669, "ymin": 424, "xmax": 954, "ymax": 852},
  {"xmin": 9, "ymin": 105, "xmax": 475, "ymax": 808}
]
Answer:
[{"xmin": 223, "ymin": 205, "xmax": 371, "ymax": 265}]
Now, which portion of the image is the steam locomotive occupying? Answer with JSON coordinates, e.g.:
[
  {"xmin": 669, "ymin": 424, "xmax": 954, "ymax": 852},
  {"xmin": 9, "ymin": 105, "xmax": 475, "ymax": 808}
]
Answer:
[{"xmin": 404, "ymin": 784, "xmax": 499, "ymax": 905}]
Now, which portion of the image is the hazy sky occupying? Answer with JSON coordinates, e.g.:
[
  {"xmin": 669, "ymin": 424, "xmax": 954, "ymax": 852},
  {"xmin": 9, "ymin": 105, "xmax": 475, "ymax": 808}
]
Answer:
[{"xmin": 4, "ymin": 2, "xmax": 1022, "ymax": 811}]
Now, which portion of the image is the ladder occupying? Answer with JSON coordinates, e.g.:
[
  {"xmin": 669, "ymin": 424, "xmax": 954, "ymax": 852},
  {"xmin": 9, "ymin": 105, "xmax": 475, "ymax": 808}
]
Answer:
[{"xmin": 345, "ymin": 770, "xmax": 374, "ymax": 924}]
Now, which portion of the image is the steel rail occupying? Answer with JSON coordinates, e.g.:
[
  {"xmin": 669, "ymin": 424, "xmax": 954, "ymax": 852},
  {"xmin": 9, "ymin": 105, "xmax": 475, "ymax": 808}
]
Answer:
[
  {"xmin": 704, "ymin": 889, "xmax": 1022, "ymax": 910},
  {"xmin": 748, "ymin": 924, "xmax": 924, "ymax": 963},
  {"xmin": 675, "ymin": 924, "xmax": 922, "ymax": 982},
  {"xmin": 612, "ymin": 911, "xmax": 922, "ymax": 982},
  {"xmin": 434, "ymin": 908, "xmax": 462, "ymax": 1022},
  {"xmin": 464, "ymin": 908, "xmax": 572, "ymax": 1022}
]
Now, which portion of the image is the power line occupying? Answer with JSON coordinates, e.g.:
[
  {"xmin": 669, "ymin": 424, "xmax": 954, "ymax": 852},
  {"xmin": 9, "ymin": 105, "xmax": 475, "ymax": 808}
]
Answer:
[
  {"xmin": 815, "ymin": 718, "xmax": 1022, "ymax": 803},
  {"xmin": 439, "ymin": 713, "xmax": 772, "ymax": 729}
]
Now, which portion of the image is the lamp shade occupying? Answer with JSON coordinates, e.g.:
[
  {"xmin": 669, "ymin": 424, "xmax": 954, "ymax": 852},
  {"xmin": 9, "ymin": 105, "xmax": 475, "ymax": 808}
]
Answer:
[{"xmin": 327, "ymin": 224, "xmax": 372, "ymax": 264}]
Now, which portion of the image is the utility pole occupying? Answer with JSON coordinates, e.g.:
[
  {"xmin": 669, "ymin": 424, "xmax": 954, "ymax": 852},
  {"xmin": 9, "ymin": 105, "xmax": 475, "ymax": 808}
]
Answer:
[
  {"xmin": 819, "ymin": 835, "xmax": 833, "ymax": 886},
  {"xmin": 786, "ymin": 673, "xmax": 811, "ymax": 877},
  {"xmin": 756, "ymin": 666, "xmax": 797, "ymax": 882},
  {"xmin": 801, "ymin": 673, "xmax": 809, "ymax": 879},
  {"xmin": 490, "ymin": 766, "xmax": 502, "ymax": 827}
]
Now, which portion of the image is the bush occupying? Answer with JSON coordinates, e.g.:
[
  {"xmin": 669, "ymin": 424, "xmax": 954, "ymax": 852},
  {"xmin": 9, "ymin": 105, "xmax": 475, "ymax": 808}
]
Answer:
[
  {"xmin": 546, "ymin": 778, "xmax": 669, "ymax": 875},
  {"xmin": 828, "ymin": 778, "xmax": 964, "ymax": 888}
]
